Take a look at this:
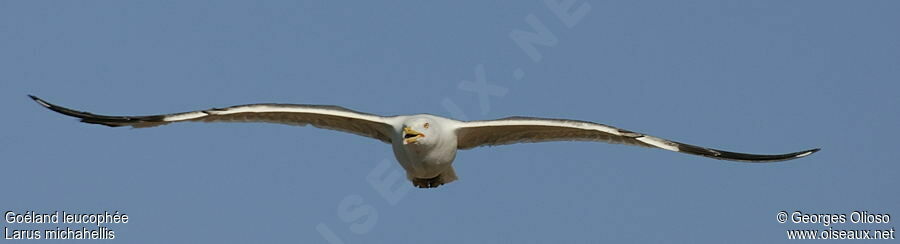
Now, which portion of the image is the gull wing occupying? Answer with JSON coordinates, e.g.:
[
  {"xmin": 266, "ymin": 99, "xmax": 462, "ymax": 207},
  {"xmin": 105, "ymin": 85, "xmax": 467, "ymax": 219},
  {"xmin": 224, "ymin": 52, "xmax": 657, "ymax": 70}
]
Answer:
[
  {"xmin": 456, "ymin": 116, "xmax": 819, "ymax": 162},
  {"xmin": 30, "ymin": 95, "xmax": 396, "ymax": 144}
]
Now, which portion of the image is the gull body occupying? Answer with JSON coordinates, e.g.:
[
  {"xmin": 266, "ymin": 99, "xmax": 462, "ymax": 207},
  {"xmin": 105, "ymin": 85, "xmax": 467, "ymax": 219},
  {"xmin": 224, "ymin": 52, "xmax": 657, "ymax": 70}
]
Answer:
[
  {"xmin": 391, "ymin": 115, "xmax": 461, "ymax": 187},
  {"xmin": 29, "ymin": 95, "xmax": 820, "ymax": 188}
]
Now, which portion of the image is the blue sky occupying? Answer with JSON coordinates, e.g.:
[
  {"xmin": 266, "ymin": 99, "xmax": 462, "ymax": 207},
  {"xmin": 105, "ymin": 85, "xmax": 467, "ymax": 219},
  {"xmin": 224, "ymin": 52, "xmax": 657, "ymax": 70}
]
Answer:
[{"xmin": 2, "ymin": 1, "xmax": 898, "ymax": 243}]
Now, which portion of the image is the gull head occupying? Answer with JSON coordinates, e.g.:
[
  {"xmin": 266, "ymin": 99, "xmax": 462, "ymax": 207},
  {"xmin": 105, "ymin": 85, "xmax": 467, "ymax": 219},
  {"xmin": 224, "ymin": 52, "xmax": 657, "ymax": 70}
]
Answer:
[{"xmin": 402, "ymin": 117, "xmax": 435, "ymax": 145}]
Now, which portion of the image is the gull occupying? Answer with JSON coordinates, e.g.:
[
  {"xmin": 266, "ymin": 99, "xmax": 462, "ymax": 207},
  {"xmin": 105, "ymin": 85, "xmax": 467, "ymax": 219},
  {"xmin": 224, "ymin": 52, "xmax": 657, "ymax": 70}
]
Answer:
[{"xmin": 29, "ymin": 95, "xmax": 819, "ymax": 188}]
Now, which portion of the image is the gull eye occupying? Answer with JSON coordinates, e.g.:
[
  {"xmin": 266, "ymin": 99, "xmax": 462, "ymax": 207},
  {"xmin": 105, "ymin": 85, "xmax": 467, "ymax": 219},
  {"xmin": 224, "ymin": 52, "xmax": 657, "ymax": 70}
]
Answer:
[{"xmin": 423, "ymin": 123, "xmax": 429, "ymax": 129}]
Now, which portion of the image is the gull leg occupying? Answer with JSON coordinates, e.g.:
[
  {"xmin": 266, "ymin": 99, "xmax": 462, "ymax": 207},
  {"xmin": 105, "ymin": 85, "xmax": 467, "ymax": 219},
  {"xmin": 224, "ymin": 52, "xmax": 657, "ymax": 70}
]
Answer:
[{"xmin": 412, "ymin": 176, "xmax": 444, "ymax": 188}]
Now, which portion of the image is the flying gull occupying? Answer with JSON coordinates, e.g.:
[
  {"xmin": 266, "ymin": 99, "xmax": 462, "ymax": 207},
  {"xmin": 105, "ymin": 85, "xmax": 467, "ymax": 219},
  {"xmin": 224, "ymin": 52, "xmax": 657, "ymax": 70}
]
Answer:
[{"xmin": 29, "ymin": 95, "xmax": 819, "ymax": 188}]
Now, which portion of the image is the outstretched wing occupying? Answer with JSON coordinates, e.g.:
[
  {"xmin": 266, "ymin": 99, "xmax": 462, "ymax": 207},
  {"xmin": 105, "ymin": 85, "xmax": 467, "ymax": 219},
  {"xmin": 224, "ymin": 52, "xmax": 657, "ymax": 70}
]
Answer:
[
  {"xmin": 455, "ymin": 116, "xmax": 819, "ymax": 162},
  {"xmin": 30, "ymin": 95, "xmax": 396, "ymax": 143}
]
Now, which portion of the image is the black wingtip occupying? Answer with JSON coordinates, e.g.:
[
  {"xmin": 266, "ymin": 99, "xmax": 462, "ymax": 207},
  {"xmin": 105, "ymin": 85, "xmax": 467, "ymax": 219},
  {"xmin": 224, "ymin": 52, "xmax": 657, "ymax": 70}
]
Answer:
[
  {"xmin": 790, "ymin": 148, "xmax": 820, "ymax": 158},
  {"xmin": 29, "ymin": 95, "xmax": 81, "ymax": 117},
  {"xmin": 798, "ymin": 148, "xmax": 822, "ymax": 157},
  {"xmin": 720, "ymin": 147, "xmax": 821, "ymax": 162},
  {"xmin": 677, "ymin": 142, "xmax": 822, "ymax": 163},
  {"xmin": 29, "ymin": 95, "xmax": 51, "ymax": 108},
  {"xmin": 30, "ymin": 95, "xmax": 168, "ymax": 127}
]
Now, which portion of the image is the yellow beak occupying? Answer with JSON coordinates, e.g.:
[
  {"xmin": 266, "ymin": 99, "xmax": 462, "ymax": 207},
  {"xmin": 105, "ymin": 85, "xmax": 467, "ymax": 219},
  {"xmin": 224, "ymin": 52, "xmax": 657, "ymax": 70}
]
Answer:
[{"xmin": 403, "ymin": 127, "xmax": 425, "ymax": 144}]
